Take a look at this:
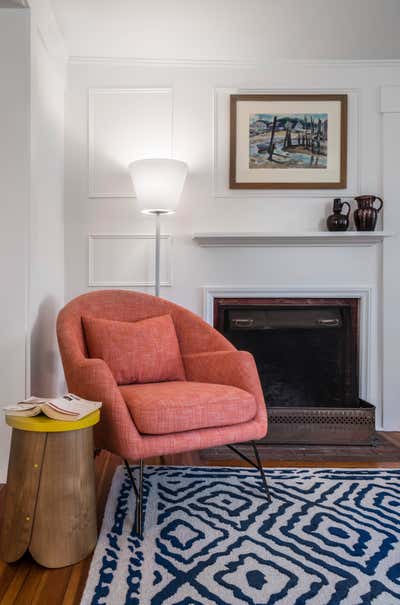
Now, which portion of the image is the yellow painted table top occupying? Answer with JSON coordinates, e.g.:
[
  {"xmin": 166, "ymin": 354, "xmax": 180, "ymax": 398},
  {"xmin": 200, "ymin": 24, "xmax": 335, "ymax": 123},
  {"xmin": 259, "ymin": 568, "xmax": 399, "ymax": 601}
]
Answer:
[{"xmin": 5, "ymin": 409, "xmax": 100, "ymax": 433}]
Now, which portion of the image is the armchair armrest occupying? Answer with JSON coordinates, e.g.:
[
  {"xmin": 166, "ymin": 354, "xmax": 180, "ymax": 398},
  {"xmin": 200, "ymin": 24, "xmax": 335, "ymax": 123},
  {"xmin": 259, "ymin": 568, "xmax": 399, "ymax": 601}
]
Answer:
[
  {"xmin": 66, "ymin": 357, "xmax": 141, "ymax": 453},
  {"xmin": 68, "ymin": 357, "xmax": 120, "ymax": 400},
  {"xmin": 182, "ymin": 350, "xmax": 266, "ymax": 410}
]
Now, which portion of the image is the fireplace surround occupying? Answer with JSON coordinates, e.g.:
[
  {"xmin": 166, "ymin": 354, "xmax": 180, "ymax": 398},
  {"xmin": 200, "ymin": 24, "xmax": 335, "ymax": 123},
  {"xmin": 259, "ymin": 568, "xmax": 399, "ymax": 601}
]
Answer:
[{"xmin": 208, "ymin": 289, "xmax": 376, "ymax": 445}]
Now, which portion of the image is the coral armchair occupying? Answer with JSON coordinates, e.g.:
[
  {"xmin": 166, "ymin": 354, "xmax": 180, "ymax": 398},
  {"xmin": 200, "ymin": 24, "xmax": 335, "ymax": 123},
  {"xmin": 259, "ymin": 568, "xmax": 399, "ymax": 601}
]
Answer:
[{"xmin": 57, "ymin": 290, "xmax": 269, "ymax": 535}]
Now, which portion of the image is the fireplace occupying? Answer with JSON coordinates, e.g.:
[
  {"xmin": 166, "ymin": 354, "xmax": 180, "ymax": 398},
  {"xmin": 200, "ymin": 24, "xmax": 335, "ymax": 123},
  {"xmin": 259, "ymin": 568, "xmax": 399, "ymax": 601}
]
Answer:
[{"xmin": 214, "ymin": 297, "xmax": 375, "ymax": 445}]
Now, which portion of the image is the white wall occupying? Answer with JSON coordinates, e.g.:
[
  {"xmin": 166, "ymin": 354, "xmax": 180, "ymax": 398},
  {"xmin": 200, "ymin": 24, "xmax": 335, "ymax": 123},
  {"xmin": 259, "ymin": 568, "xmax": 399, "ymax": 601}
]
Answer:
[
  {"xmin": 0, "ymin": 2, "xmax": 66, "ymax": 482},
  {"xmin": 381, "ymin": 87, "xmax": 400, "ymax": 438},
  {"xmin": 0, "ymin": 8, "xmax": 30, "ymax": 481},
  {"xmin": 64, "ymin": 59, "xmax": 400, "ymax": 432},
  {"xmin": 53, "ymin": 0, "xmax": 400, "ymax": 61},
  {"xmin": 29, "ymin": 2, "xmax": 66, "ymax": 398}
]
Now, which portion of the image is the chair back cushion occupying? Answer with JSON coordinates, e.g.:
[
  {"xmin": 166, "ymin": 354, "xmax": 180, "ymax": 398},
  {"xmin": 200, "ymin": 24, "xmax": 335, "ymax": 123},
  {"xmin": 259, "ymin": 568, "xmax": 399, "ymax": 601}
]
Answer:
[{"xmin": 82, "ymin": 313, "xmax": 186, "ymax": 385}]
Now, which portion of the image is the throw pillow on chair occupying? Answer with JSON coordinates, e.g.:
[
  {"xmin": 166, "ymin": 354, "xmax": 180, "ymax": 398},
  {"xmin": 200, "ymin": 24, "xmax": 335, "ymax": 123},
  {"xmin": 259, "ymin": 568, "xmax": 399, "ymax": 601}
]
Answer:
[{"xmin": 82, "ymin": 313, "xmax": 185, "ymax": 385}]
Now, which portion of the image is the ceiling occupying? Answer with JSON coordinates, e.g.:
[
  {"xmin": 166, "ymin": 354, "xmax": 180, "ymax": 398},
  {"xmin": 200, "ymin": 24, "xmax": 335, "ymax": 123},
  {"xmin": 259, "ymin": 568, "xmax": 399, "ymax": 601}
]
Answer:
[{"xmin": 50, "ymin": 0, "xmax": 400, "ymax": 61}]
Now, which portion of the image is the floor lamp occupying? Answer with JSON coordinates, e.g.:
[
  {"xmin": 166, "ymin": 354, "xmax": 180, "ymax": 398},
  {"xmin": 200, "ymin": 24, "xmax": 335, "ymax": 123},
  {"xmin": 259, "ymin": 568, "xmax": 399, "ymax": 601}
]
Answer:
[{"xmin": 129, "ymin": 159, "xmax": 187, "ymax": 296}]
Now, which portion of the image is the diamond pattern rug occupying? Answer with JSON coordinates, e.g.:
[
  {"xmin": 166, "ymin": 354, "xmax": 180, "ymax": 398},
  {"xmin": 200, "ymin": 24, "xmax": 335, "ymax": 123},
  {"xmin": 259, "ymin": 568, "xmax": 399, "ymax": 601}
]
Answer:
[{"xmin": 80, "ymin": 466, "xmax": 400, "ymax": 605}]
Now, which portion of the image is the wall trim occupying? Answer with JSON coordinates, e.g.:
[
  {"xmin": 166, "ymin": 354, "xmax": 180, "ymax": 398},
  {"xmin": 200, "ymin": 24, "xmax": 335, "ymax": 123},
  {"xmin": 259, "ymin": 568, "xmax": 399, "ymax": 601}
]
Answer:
[
  {"xmin": 88, "ymin": 87, "xmax": 173, "ymax": 198},
  {"xmin": 88, "ymin": 233, "xmax": 172, "ymax": 287},
  {"xmin": 69, "ymin": 56, "xmax": 400, "ymax": 69},
  {"xmin": 380, "ymin": 85, "xmax": 400, "ymax": 113},
  {"xmin": 193, "ymin": 232, "xmax": 391, "ymax": 247},
  {"xmin": 203, "ymin": 285, "xmax": 376, "ymax": 420}
]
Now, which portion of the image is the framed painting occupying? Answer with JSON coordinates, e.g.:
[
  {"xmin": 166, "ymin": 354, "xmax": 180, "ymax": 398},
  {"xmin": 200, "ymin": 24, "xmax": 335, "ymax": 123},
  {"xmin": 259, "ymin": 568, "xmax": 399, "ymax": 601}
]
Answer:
[{"xmin": 229, "ymin": 94, "xmax": 347, "ymax": 189}]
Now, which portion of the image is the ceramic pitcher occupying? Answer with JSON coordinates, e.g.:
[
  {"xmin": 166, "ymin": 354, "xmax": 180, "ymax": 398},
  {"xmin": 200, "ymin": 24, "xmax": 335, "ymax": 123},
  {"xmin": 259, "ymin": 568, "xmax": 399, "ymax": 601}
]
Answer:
[
  {"xmin": 354, "ymin": 195, "xmax": 383, "ymax": 231},
  {"xmin": 327, "ymin": 198, "xmax": 351, "ymax": 232}
]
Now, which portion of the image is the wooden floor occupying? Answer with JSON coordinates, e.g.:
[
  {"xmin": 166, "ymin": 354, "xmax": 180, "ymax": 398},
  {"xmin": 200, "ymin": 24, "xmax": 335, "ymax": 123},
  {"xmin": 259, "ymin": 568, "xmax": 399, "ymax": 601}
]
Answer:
[{"xmin": 0, "ymin": 432, "xmax": 399, "ymax": 605}]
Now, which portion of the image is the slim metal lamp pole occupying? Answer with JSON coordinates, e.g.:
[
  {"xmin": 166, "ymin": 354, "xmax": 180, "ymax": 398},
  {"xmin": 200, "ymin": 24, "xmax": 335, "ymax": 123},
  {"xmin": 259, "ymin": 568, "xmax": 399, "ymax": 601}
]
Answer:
[
  {"xmin": 129, "ymin": 159, "xmax": 187, "ymax": 298},
  {"xmin": 154, "ymin": 211, "xmax": 161, "ymax": 297}
]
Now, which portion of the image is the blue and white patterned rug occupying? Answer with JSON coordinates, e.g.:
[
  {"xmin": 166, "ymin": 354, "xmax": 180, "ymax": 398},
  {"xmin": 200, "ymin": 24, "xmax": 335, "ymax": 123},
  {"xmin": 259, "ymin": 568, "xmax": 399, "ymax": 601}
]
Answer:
[{"xmin": 80, "ymin": 466, "xmax": 400, "ymax": 605}]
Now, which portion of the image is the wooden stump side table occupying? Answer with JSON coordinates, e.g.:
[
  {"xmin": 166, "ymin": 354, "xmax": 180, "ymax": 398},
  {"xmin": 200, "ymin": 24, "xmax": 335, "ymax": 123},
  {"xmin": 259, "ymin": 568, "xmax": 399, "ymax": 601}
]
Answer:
[{"xmin": 0, "ymin": 410, "xmax": 100, "ymax": 568}]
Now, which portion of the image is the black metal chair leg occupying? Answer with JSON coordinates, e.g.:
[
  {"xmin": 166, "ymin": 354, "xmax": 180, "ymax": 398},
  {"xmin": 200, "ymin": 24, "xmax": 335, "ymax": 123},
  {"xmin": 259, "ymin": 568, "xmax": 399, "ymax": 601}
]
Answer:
[
  {"xmin": 123, "ymin": 459, "xmax": 144, "ymax": 538},
  {"xmin": 135, "ymin": 460, "xmax": 144, "ymax": 538},
  {"xmin": 251, "ymin": 441, "xmax": 271, "ymax": 503},
  {"xmin": 227, "ymin": 441, "xmax": 271, "ymax": 503}
]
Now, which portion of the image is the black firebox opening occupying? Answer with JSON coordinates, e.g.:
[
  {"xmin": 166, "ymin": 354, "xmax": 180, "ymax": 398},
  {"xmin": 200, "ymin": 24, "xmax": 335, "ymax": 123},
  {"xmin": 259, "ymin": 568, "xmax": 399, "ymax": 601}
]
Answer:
[{"xmin": 215, "ymin": 299, "xmax": 359, "ymax": 408}]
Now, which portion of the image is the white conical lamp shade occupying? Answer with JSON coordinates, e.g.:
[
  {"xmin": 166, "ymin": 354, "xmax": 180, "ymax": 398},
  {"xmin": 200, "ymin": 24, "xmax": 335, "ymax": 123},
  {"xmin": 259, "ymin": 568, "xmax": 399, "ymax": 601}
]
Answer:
[{"xmin": 129, "ymin": 158, "xmax": 188, "ymax": 214}]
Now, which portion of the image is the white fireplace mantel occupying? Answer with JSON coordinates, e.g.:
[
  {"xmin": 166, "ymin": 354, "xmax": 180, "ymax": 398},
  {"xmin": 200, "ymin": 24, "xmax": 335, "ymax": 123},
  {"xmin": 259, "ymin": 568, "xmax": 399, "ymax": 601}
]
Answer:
[{"xmin": 193, "ymin": 231, "xmax": 393, "ymax": 247}]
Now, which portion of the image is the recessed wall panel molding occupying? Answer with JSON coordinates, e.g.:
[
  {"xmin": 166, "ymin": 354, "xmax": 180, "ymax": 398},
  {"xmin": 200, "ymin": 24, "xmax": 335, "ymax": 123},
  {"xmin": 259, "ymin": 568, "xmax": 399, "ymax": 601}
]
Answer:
[
  {"xmin": 88, "ymin": 88, "xmax": 173, "ymax": 197},
  {"xmin": 88, "ymin": 234, "xmax": 172, "ymax": 287},
  {"xmin": 212, "ymin": 87, "xmax": 361, "ymax": 198}
]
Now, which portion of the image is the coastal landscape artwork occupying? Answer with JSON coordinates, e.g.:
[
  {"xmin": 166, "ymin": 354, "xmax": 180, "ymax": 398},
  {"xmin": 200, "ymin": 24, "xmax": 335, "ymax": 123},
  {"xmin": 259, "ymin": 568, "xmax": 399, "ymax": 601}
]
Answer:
[
  {"xmin": 230, "ymin": 94, "xmax": 347, "ymax": 189},
  {"xmin": 249, "ymin": 113, "xmax": 328, "ymax": 169}
]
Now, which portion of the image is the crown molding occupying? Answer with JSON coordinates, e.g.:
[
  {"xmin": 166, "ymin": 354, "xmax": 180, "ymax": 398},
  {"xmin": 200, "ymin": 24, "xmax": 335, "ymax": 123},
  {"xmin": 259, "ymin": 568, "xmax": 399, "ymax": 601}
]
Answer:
[{"xmin": 68, "ymin": 56, "xmax": 400, "ymax": 69}]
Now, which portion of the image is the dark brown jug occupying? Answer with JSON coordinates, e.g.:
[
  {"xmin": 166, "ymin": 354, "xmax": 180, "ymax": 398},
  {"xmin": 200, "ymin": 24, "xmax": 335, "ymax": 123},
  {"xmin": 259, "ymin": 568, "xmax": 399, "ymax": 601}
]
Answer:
[
  {"xmin": 327, "ymin": 198, "xmax": 350, "ymax": 232},
  {"xmin": 354, "ymin": 195, "xmax": 383, "ymax": 231}
]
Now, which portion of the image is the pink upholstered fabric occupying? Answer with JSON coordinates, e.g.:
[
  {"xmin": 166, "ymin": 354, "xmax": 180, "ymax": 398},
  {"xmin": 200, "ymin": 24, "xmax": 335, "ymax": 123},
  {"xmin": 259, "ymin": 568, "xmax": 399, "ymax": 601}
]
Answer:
[
  {"xmin": 82, "ymin": 314, "xmax": 185, "ymax": 385},
  {"xmin": 56, "ymin": 290, "xmax": 268, "ymax": 461},
  {"xmin": 120, "ymin": 381, "xmax": 256, "ymax": 435}
]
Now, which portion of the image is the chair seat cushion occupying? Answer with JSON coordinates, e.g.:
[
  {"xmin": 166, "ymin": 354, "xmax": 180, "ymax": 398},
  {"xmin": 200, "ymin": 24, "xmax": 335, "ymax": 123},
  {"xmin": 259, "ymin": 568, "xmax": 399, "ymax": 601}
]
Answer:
[
  {"xmin": 120, "ymin": 381, "xmax": 257, "ymax": 435},
  {"xmin": 82, "ymin": 314, "xmax": 186, "ymax": 385}
]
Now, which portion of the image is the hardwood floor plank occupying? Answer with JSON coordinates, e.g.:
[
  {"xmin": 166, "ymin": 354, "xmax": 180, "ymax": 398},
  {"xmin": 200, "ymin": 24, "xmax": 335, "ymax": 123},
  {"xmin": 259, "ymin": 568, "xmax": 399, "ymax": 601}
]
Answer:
[
  {"xmin": 162, "ymin": 451, "xmax": 203, "ymax": 466},
  {"xmin": 13, "ymin": 565, "xmax": 50, "ymax": 605},
  {"xmin": 28, "ymin": 567, "xmax": 73, "ymax": 605},
  {"xmin": 0, "ymin": 559, "xmax": 31, "ymax": 605},
  {"xmin": 381, "ymin": 432, "xmax": 400, "ymax": 448},
  {"xmin": 0, "ymin": 561, "xmax": 19, "ymax": 602},
  {"xmin": 61, "ymin": 557, "xmax": 92, "ymax": 605},
  {"xmin": 199, "ymin": 433, "xmax": 400, "ymax": 468}
]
